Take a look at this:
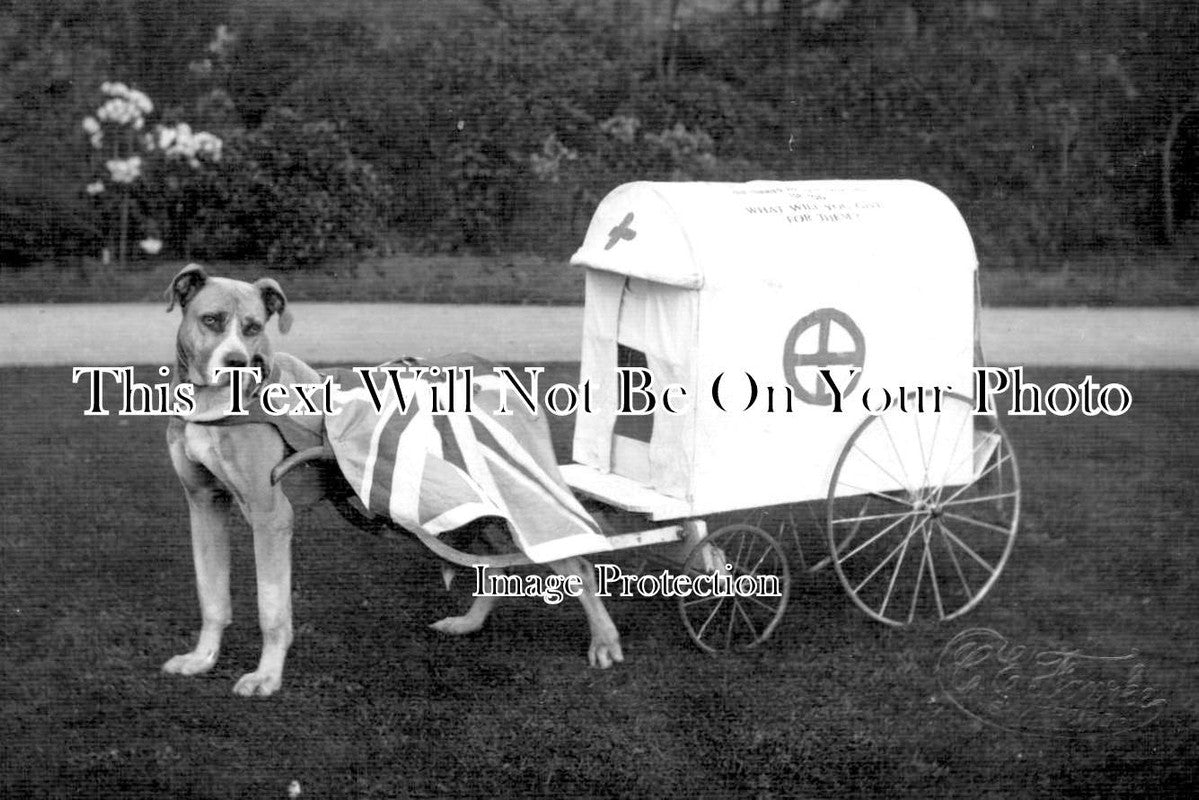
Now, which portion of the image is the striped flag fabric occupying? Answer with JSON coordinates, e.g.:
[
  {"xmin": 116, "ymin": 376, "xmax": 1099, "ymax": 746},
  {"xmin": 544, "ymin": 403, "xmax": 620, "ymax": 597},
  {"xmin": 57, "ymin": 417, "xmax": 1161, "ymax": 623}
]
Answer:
[{"xmin": 322, "ymin": 362, "xmax": 611, "ymax": 563}]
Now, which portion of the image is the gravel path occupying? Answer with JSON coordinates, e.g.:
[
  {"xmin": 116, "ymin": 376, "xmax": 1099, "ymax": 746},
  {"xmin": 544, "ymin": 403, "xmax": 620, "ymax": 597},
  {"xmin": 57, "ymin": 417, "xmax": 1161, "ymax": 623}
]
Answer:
[{"xmin": 1, "ymin": 303, "xmax": 1195, "ymax": 369}]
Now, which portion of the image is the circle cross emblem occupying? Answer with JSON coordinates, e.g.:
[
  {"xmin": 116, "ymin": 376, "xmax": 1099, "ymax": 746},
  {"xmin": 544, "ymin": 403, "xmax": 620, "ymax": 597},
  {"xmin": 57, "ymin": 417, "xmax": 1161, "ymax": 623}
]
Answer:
[{"xmin": 782, "ymin": 308, "xmax": 866, "ymax": 406}]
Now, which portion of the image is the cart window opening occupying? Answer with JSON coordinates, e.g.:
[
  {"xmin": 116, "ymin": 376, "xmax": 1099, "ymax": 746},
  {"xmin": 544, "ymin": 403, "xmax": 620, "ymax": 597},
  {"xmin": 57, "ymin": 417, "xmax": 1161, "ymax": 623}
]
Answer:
[{"xmin": 615, "ymin": 343, "xmax": 654, "ymax": 443}]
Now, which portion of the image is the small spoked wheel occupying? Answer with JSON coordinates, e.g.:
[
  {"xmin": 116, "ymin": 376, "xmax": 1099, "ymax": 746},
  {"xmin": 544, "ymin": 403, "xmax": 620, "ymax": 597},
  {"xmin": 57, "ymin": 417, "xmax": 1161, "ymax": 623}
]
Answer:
[
  {"xmin": 678, "ymin": 524, "xmax": 790, "ymax": 654},
  {"xmin": 827, "ymin": 392, "xmax": 1020, "ymax": 626}
]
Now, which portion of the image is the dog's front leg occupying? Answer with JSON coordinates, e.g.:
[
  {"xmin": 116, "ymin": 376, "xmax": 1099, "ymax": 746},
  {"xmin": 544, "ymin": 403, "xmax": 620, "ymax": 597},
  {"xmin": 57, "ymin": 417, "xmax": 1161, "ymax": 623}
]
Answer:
[
  {"xmin": 162, "ymin": 484, "xmax": 233, "ymax": 677},
  {"xmin": 213, "ymin": 426, "xmax": 296, "ymax": 698},
  {"xmin": 164, "ymin": 423, "xmax": 233, "ymax": 678},
  {"xmin": 232, "ymin": 499, "xmax": 294, "ymax": 697},
  {"xmin": 550, "ymin": 557, "xmax": 624, "ymax": 669}
]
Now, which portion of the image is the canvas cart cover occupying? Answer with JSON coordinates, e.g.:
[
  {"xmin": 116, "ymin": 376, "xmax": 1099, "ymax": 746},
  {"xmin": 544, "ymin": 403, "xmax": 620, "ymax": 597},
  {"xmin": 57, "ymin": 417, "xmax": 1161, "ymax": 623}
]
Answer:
[{"xmin": 570, "ymin": 180, "xmax": 977, "ymax": 516}]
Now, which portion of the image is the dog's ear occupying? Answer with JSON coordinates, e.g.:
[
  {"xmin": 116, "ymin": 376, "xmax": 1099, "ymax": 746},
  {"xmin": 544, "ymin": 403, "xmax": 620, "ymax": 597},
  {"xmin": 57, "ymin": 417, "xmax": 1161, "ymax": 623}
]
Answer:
[
  {"xmin": 255, "ymin": 278, "xmax": 292, "ymax": 334},
  {"xmin": 165, "ymin": 264, "xmax": 209, "ymax": 312}
]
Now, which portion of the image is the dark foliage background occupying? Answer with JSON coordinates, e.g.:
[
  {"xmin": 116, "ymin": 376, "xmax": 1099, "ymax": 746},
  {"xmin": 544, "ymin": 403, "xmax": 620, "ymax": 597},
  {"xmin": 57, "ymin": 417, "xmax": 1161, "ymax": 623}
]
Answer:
[{"xmin": 1, "ymin": 0, "xmax": 1196, "ymax": 267}]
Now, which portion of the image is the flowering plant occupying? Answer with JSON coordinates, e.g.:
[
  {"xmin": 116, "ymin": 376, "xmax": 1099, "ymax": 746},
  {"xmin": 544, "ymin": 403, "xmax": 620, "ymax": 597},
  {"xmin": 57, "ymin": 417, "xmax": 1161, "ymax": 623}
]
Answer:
[{"xmin": 81, "ymin": 82, "xmax": 222, "ymax": 265}]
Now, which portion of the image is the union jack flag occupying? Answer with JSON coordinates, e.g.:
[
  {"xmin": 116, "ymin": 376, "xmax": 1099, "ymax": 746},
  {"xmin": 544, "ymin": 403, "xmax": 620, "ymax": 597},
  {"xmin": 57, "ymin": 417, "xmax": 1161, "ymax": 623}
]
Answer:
[{"xmin": 322, "ymin": 363, "xmax": 610, "ymax": 563}]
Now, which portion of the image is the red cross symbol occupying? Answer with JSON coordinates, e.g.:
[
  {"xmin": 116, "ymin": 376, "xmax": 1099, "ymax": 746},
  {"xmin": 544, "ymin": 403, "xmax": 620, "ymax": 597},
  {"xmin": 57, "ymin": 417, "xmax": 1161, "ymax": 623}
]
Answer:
[{"xmin": 782, "ymin": 308, "xmax": 866, "ymax": 406}]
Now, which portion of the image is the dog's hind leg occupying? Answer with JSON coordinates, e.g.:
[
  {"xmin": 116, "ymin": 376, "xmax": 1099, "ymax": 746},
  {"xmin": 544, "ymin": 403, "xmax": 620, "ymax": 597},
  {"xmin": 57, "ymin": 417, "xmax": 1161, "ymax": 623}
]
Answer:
[
  {"xmin": 429, "ymin": 521, "xmax": 510, "ymax": 635},
  {"xmin": 430, "ymin": 566, "xmax": 502, "ymax": 635},
  {"xmin": 550, "ymin": 557, "xmax": 623, "ymax": 669}
]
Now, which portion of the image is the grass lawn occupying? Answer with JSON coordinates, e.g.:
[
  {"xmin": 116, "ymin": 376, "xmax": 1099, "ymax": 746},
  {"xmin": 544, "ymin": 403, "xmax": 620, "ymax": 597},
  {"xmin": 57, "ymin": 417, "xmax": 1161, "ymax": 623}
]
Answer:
[
  {"xmin": 1, "ymin": 365, "xmax": 1197, "ymax": 797},
  {"xmin": 1, "ymin": 247, "xmax": 1197, "ymax": 306}
]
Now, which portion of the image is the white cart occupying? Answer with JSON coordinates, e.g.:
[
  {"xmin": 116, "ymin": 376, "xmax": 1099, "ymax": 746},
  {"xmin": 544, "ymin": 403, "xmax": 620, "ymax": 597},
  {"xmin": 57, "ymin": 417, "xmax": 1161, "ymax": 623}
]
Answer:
[{"xmin": 560, "ymin": 180, "xmax": 1020, "ymax": 651}]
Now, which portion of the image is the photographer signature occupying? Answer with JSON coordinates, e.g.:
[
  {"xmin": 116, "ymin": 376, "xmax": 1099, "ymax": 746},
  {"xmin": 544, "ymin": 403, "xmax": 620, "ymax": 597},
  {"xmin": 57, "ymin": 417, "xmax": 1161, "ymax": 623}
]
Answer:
[{"xmin": 936, "ymin": 628, "xmax": 1167, "ymax": 736}]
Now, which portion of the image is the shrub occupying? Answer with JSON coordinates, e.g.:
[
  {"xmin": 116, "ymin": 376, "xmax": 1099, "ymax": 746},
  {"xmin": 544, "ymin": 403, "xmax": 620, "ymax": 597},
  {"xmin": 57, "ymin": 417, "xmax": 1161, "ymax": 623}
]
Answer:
[{"xmin": 187, "ymin": 109, "xmax": 393, "ymax": 266}]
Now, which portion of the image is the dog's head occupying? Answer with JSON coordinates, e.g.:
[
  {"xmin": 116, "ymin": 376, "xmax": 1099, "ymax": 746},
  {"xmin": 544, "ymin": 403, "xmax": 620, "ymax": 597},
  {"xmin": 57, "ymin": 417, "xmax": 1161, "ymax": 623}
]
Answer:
[{"xmin": 166, "ymin": 263, "xmax": 293, "ymax": 387}]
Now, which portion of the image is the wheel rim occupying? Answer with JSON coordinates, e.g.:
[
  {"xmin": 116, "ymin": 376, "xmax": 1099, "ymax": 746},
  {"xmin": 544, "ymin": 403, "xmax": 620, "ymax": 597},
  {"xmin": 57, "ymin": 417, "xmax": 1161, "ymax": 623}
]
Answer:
[
  {"xmin": 826, "ymin": 392, "xmax": 1020, "ymax": 626},
  {"xmin": 678, "ymin": 524, "xmax": 791, "ymax": 654}
]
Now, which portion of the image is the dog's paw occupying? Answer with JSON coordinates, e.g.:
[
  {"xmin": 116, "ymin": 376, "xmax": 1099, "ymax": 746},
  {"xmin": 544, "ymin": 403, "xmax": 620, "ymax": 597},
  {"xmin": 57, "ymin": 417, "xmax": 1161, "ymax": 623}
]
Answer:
[
  {"xmin": 162, "ymin": 649, "xmax": 217, "ymax": 676},
  {"xmin": 588, "ymin": 635, "xmax": 624, "ymax": 669},
  {"xmin": 232, "ymin": 669, "xmax": 282, "ymax": 697},
  {"xmin": 429, "ymin": 615, "xmax": 484, "ymax": 636}
]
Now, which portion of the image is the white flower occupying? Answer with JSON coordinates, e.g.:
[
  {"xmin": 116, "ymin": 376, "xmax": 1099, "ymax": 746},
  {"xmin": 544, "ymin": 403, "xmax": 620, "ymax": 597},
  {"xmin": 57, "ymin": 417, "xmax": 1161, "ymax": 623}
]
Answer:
[
  {"xmin": 99, "ymin": 81, "xmax": 153, "ymax": 114},
  {"xmin": 126, "ymin": 88, "xmax": 153, "ymax": 115},
  {"xmin": 139, "ymin": 237, "xmax": 163, "ymax": 255},
  {"xmin": 82, "ymin": 116, "xmax": 100, "ymax": 135},
  {"xmin": 95, "ymin": 86, "xmax": 152, "ymax": 128},
  {"xmin": 102, "ymin": 81, "xmax": 130, "ymax": 100},
  {"xmin": 193, "ymin": 131, "xmax": 223, "ymax": 158},
  {"xmin": 85, "ymin": 181, "xmax": 105, "ymax": 196},
  {"xmin": 155, "ymin": 123, "xmax": 222, "ymax": 167},
  {"xmin": 89, "ymin": 131, "xmax": 104, "ymax": 149},
  {"xmin": 97, "ymin": 97, "xmax": 139, "ymax": 126},
  {"xmin": 96, "ymin": 98, "xmax": 118, "ymax": 122},
  {"xmin": 105, "ymin": 156, "xmax": 143, "ymax": 184}
]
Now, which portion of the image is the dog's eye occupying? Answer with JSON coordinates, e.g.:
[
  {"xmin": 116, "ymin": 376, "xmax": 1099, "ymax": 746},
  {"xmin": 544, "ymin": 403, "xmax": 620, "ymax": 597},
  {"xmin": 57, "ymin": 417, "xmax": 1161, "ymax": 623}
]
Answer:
[
  {"xmin": 243, "ymin": 322, "xmax": 262, "ymax": 336},
  {"xmin": 201, "ymin": 314, "xmax": 223, "ymax": 331}
]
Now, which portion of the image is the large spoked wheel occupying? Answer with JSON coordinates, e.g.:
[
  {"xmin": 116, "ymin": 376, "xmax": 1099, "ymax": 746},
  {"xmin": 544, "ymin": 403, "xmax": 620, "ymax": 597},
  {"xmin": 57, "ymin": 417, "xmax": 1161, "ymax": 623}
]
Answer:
[
  {"xmin": 678, "ymin": 524, "xmax": 791, "ymax": 654},
  {"xmin": 826, "ymin": 392, "xmax": 1020, "ymax": 626}
]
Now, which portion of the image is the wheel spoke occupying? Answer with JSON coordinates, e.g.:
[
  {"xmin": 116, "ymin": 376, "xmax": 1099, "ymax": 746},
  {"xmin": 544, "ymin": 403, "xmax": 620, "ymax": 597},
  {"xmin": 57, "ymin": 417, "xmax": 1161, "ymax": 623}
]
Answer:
[
  {"xmin": 851, "ymin": 524, "xmax": 912, "ymax": 595},
  {"xmin": 940, "ymin": 418, "xmax": 988, "ymax": 489},
  {"xmin": 682, "ymin": 594, "xmax": 721, "ymax": 608},
  {"xmin": 909, "ymin": 412, "xmax": 929, "ymax": 488},
  {"xmin": 938, "ymin": 519, "xmax": 973, "ymax": 600},
  {"xmin": 724, "ymin": 599, "xmax": 737, "ymax": 650},
  {"xmin": 735, "ymin": 600, "xmax": 760, "ymax": 642},
  {"xmin": 941, "ymin": 510, "xmax": 1013, "ymax": 537},
  {"xmin": 831, "ymin": 509, "xmax": 915, "ymax": 525},
  {"xmin": 926, "ymin": 536, "xmax": 945, "ymax": 620},
  {"xmin": 940, "ymin": 453, "xmax": 1012, "ymax": 506},
  {"xmin": 732, "ymin": 529, "xmax": 749, "ymax": 574},
  {"xmin": 742, "ymin": 541, "xmax": 775, "ymax": 577},
  {"xmin": 939, "ymin": 524, "xmax": 996, "ymax": 575},
  {"xmin": 852, "ymin": 442, "xmax": 912, "ymax": 495},
  {"xmin": 835, "ymin": 484, "xmax": 916, "ymax": 507},
  {"xmin": 831, "ymin": 498, "xmax": 869, "ymax": 553},
  {"xmin": 744, "ymin": 594, "xmax": 782, "ymax": 614},
  {"xmin": 880, "ymin": 416, "xmax": 916, "ymax": 491},
  {"xmin": 695, "ymin": 597, "xmax": 726, "ymax": 640},
  {"xmin": 937, "ymin": 408, "xmax": 972, "ymax": 489},
  {"xmin": 839, "ymin": 509, "xmax": 920, "ymax": 563},
  {"xmin": 940, "ymin": 490, "xmax": 1018, "ymax": 509},
  {"xmin": 876, "ymin": 515, "xmax": 920, "ymax": 613},
  {"xmin": 922, "ymin": 410, "xmax": 943, "ymax": 490},
  {"xmin": 906, "ymin": 532, "xmax": 928, "ymax": 624}
]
